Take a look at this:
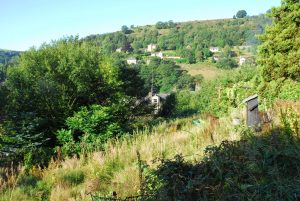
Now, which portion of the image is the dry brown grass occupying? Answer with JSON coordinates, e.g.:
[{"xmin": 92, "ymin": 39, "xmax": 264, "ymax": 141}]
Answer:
[
  {"xmin": 274, "ymin": 99, "xmax": 300, "ymax": 115},
  {"xmin": 0, "ymin": 117, "xmax": 240, "ymax": 200},
  {"xmin": 179, "ymin": 63, "xmax": 225, "ymax": 80}
]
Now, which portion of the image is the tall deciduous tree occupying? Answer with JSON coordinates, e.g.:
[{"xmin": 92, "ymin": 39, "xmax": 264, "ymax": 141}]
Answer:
[
  {"xmin": 257, "ymin": 0, "xmax": 300, "ymax": 81},
  {"xmin": 1, "ymin": 37, "xmax": 119, "ymax": 150},
  {"xmin": 0, "ymin": 37, "xmax": 146, "ymax": 161}
]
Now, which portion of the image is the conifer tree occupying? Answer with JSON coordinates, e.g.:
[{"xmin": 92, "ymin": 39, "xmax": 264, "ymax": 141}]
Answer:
[{"xmin": 257, "ymin": 0, "xmax": 300, "ymax": 81}]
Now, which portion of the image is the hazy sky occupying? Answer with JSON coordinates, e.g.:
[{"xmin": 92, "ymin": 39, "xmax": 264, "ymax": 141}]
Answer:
[{"xmin": 1, "ymin": 0, "xmax": 281, "ymax": 51}]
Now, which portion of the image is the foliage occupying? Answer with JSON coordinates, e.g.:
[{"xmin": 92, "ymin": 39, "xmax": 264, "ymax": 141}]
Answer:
[
  {"xmin": 121, "ymin": 25, "xmax": 129, "ymax": 34},
  {"xmin": 57, "ymin": 104, "xmax": 125, "ymax": 155},
  {"xmin": 145, "ymin": 128, "xmax": 300, "ymax": 200},
  {"xmin": 0, "ymin": 115, "xmax": 236, "ymax": 200},
  {"xmin": 179, "ymin": 48, "xmax": 196, "ymax": 64},
  {"xmin": 159, "ymin": 93, "xmax": 176, "ymax": 117},
  {"xmin": 0, "ymin": 49, "xmax": 21, "ymax": 64},
  {"xmin": 155, "ymin": 20, "xmax": 176, "ymax": 29},
  {"xmin": 85, "ymin": 16, "xmax": 271, "ymax": 56},
  {"xmin": 258, "ymin": 78, "xmax": 300, "ymax": 102},
  {"xmin": 174, "ymin": 66, "xmax": 257, "ymax": 117},
  {"xmin": 0, "ymin": 37, "xmax": 147, "ymax": 164},
  {"xmin": 257, "ymin": 0, "xmax": 300, "ymax": 81},
  {"xmin": 138, "ymin": 58, "xmax": 183, "ymax": 93},
  {"xmin": 216, "ymin": 46, "xmax": 238, "ymax": 69},
  {"xmin": 176, "ymin": 72, "xmax": 196, "ymax": 90},
  {"xmin": 236, "ymin": 10, "xmax": 247, "ymax": 18}
]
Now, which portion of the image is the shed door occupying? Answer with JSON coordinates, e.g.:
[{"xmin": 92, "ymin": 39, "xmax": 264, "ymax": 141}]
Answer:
[{"xmin": 247, "ymin": 98, "xmax": 259, "ymax": 127}]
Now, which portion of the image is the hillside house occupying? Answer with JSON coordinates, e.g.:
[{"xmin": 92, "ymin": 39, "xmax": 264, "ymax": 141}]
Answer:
[
  {"xmin": 213, "ymin": 55, "xmax": 220, "ymax": 61},
  {"xmin": 150, "ymin": 93, "xmax": 169, "ymax": 114},
  {"xmin": 239, "ymin": 56, "xmax": 246, "ymax": 66},
  {"xmin": 151, "ymin": 52, "xmax": 163, "ymax": 59},
  {"xmin": 127, "ymin": 58, "xmax": 137, "ymax": 65},
  {"xmin": 238, "ymin": 45, "xmax": 252, "ymax": 50},
  {"xmin": 209, "ymin": 47, "xmax": 220, "ymax": 53},
  {"xmin": 116, "ymin": 47, "xmax": 123, "ymax": 52},
  {"xmin": 147, "ymin": 44, "xmax": 157, "ymax": 52},
  {"xmin": 165, "ymin": 56, "xmax": 181, "ymax": 59}
]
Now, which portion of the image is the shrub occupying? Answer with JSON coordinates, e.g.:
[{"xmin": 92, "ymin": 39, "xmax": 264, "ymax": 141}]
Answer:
[
  {"xmin": 145, "ymin": 128, "xmax": 300, "ymax": 200},
  {"xmin": 57, "ymin": 104, "xmax": 125, "ymax": 156}
]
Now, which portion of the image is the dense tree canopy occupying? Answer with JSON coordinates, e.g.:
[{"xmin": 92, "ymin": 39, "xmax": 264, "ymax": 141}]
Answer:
[
  {"xmin": 0, "ymin": 37, "xmax": 147, "ymax": 161},
  {"xmin": 0, "ymin": 50, "xmax": 21, "ymax": 64},
  {"xmin": 138, "ymin": 58, "xmax": 194, "ymax": 93},
  {"xmin": 257, "ymin": 0, "xmax": 300, "ymax": 81},
  {"xmin": 85, "ymin": 16, "xmax": 270, "ymax": 57},
  {"xmin": 216, "ymin": 46, "xmax": 238, "ymax": 69}
]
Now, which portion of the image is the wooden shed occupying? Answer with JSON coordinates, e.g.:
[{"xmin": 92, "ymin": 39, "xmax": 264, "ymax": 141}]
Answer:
[{"xmin": 243, "ymin": 95, "xmax": 260, "ymax": 127}]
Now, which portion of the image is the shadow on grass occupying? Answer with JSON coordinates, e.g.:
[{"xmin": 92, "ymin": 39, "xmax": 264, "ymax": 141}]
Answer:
[{"xmin": 145, "ymin": 128, "xmax": 300, "ymax": 201}]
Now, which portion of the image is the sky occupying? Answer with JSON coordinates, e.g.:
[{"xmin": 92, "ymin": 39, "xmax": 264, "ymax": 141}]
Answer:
[{"xmin": 0, "ymin": 0, "xmax": 281, "ymax": 51}]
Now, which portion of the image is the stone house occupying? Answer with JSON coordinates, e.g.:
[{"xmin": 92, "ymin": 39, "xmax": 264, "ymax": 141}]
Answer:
[
  {"xmin": 147, "ymin": 44, "xmax": 157, "ymax": 52},
  {"xmin": 127, "ymin": 58, "xmax": 137, "ymax": 65}
]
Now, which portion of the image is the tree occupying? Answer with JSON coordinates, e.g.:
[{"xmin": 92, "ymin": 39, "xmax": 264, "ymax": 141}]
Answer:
[
  {"xmin": 176, "ymin": 72, "xmax": 195, "ymax": 90},
  {"xmin": 0, "ymin": 37, "xmax": 146, "ymax": 163},
  {"xmin": 156, "ymin": 61, "xmax": 180, "ymax": 92},
  {"xmin": 168, "ymin": 20, "xmax": 176, "ymax": 28},
  {"xmin": 217, "ymin": 46, "xmax": 238, "ymax": 69},
  {"xmin": 180, "ymin": 48, "xmax": 196, "ymax": 64},
  {"xmin": 156, "ymin": 21, "xmax": 165, "ymax": 29},
  {"xmin": 121, "ymin": 25, "xmax": 130, "ymax": 34},
  {"xmin": 1, "ymin": 38, "xmax": 118, "ymax": 149},
  {"xmin": 257, "ymin": 0, "xmax": 300, "ymax": 81},
  {"xmin": 236, "ymin": 10, "xmax": 247, "ymax": 18}
]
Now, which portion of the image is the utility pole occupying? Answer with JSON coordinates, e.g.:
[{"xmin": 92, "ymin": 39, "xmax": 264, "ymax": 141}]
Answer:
[{"xmin": 151, "ymin": 65, "xmax": 154, "ymax": 96}]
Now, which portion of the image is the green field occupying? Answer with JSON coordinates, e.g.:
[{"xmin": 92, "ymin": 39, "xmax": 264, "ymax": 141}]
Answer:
[{"xmin": 179, "ymin": 63, "xmax": 225, "ymax": 80}]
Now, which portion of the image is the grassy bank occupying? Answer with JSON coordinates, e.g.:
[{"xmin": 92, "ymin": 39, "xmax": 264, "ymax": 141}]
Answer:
[{"xmin": 0, "ymin": 115, "xmax": 238, "ymax": 201}]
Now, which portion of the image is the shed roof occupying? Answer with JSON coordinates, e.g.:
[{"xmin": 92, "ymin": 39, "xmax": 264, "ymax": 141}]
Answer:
[
  {"xmin": 243, "ymin": 94, "xmax": 258, "ymax": 103},
  {"xmin": 157, "ymin": 93, "xmax": 169, "ymax": 100}
]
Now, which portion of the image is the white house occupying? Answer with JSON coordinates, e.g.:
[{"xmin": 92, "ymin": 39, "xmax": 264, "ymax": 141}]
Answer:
[
  {"xmin": 209, "ymin": 47, "xmax": 220, "ymax": 53},
  {"xmin": 147, "ymin": 44, "xmax": 157, "ymax": 52},
  {"xmin": 151, "ymin": 52, "xmax": 163, "ymax": 59},
  {"xmin": 213, "ymin": 55, "xmax": 220, "ymax": 61},
  {"xmin": 127, "ymin": 58, "xmax": 137, "ymax": 65},
  {"xmin": 116, "ymin": 47, "xmax": 123, "ymax": 53},
  {"xmin": 239, "ymin": 56, "xmax": 246, "ymax": 66},
  {"xmin": 151, "ymin": 93, "xmax": 169, "ymax": 114},
  {"xmin": 165, "ymin": 56, "xmax": 181, "ymax": 59}
]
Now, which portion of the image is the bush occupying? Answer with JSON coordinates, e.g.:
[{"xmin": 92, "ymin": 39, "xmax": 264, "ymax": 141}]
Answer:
[
  {"xmin": 57, "ymin": 104, "xmax": 125, "ymax": 156},
  {"xmin": 259, "ymin": 79, "xmax": 300, "ymax": 103},
  {"xmin": 277, "ymin": 79, "xmax": 300, "ymax": 101},
  {"xmin": 145, "ymin": 128, "xmax": 300, "ymax": 200}
]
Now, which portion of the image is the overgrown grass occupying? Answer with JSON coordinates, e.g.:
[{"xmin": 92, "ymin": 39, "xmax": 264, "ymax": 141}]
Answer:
[
  {"xmin": 1, "ymin": 102, "xmax": 298, "ymax": 201},
  {"xmin": 0, "ymin": 115, "xmax": 238, "ymax": 200},
  {"xmin": 145, "ymin": 128, "xmax": 300, "ymax": 200}
]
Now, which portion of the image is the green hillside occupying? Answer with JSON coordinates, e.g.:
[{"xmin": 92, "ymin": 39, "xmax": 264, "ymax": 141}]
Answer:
[
  {"xmin": 1, "ymin": 1, "xmax": 300, "ymax": 200},
  {"xmin": 84, "ymin": 15, "xmax": 270, "ymax": 60},
  {"xmin": 0, "ymin": 49, "xmax": 21, "ymax": 64}
]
